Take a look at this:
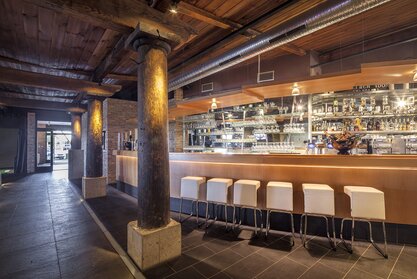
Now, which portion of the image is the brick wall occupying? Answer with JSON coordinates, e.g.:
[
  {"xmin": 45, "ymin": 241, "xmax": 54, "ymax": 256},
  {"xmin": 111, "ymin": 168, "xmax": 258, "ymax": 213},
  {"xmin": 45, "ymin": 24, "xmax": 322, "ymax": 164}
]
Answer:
[
  {"xmin": 169, "ymin": 119, "xmax": 183, "ymax": 152},
  {"xmin": 26, "ymin": 112, "xmax": 36, "ymax": 173},
  {"xmin": 103, "ymin": 98, "xmax": 137, "ymax": 183}
]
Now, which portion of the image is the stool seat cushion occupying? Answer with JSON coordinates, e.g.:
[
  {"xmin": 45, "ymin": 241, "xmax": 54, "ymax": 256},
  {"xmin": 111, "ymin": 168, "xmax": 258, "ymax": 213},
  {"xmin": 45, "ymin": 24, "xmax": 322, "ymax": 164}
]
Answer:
[
  {"xmin": 344, "ymin": 186, "xmax": 385, "ymax": 220},
  {"xmin": 302, "ymin": 183, "xmax": 335, "ymax": 216},
  {"xmin": 233, "ymin": 180, "xmax": 260, "ymax": 208},
  {"xmin": 267, "ymin": 181, "xmax": 293, "ymax": 211},
  {"xmin": 207, "ymin": 178, "xmax": 233, "ymax": 203},
  {"xmin": 181, "ymin": 176, "xmax": 206, "ymax": 200}
]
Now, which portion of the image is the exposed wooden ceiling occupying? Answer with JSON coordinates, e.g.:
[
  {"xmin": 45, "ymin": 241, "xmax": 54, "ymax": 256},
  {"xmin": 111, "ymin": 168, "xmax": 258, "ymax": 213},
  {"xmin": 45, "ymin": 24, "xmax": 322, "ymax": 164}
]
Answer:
[{"xmin": 0, "ymin": 0, "xmax": 416, "ymax": 112}]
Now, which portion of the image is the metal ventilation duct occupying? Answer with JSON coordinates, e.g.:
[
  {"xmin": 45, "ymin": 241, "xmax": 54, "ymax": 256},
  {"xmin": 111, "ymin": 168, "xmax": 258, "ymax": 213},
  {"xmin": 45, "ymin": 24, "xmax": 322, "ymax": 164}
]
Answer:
[{"xmin": 168, "ymin": 0, "xmax": 391, "ymax": 91}]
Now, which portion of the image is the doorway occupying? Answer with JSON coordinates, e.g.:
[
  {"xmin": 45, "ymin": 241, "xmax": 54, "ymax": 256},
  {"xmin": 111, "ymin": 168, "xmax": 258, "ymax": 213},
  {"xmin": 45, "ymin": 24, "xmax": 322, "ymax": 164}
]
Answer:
[
  {"xmin": 53, "ymin": 132, "xmax": 71, "ymax": 171},
  {"xmin": 36, "ymin": 120, "xmax": 72, "ymax": 172}
]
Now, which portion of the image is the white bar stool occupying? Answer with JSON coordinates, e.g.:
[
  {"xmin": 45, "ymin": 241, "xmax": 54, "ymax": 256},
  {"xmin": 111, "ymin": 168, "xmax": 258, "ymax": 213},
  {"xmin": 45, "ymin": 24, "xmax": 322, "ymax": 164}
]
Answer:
[
  {"xmin": 341, "ymin": 186, "xmax": 387, "ymax": 258},
  {"xmin": 266, "ymin": 181, "xmax": 295, "ymax": 245},
  {"xmin": 179, "ymin": 176, "xmax": 206, "ymax": 225},
  {"xmin": 232, "ymin": 179, "xmax": 263, "ymax": 234},
  {"xmin": 300, "ymin": 183, "xmax": 336, "ymax": 250},
  {"xmin": 205, "ymin": 178, "xmax": 233, "ymax": 229}
]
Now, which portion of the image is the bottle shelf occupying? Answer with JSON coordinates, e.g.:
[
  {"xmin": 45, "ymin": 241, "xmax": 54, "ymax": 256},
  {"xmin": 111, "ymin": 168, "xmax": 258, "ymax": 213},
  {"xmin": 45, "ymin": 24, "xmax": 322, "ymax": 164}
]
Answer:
[{"xmin": 312, "ymin": 130, "xmax": 417, "ymax": 135}]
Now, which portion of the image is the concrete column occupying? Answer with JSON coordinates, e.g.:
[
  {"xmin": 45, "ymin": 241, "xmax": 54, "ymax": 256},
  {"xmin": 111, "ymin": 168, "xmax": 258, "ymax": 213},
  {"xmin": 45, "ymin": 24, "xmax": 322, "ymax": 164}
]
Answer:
[
  {"xmin": 68, "ymin": 113, "xmax": 84, "ymax": 180},
  {"xmin": 82, "ymin": 98, "xmax": 106, "ymax": 198},
  {"xmin": 71, "ymin": 113, "xmax": 82, "ymax": 149},
  {"xmin": 127, "ymin": 36, "xmax": 181, "ymax": 271}
]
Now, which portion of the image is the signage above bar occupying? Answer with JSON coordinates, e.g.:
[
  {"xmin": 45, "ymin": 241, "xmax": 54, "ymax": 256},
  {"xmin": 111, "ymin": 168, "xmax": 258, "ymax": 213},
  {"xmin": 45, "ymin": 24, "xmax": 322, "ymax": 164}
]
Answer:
[{"xmin": 353, "ymin": 84, "xmax": 389, "ymax": 92}]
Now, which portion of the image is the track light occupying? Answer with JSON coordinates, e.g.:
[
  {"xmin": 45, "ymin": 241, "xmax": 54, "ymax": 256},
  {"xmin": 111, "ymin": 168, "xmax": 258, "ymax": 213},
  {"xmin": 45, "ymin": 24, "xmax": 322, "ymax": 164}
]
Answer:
[{"xmin": 169, "ymin": 1, "xmax": 178, "ymax": 13}]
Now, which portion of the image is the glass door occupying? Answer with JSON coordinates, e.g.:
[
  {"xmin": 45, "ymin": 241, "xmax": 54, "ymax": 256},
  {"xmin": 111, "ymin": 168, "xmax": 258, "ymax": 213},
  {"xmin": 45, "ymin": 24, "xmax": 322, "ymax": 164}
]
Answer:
[{"xmin": 36, "ymin": 129, "xmax": 54, "ymax": 172}]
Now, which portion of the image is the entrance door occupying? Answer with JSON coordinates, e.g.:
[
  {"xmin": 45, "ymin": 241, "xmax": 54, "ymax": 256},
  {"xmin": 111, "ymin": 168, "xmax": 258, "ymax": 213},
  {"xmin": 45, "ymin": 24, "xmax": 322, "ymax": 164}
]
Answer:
[{"xmin": 36, "ymin": 129, "xmax": 54, "ymax": 172}]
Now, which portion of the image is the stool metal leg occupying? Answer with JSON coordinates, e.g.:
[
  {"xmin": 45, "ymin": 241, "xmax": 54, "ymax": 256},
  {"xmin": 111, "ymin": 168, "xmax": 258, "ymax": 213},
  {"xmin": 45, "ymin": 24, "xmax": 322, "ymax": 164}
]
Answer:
[
  {"xmin": 258, "ymin": 209, "xmax": 263, "ymax": 234},
  {"xmin": 332, "ymin": 216, "xmax": 336, "ymax": 249},
  {"xmin": 254, "ymin": 208, "xmax": 258, "ymax": 234},
  {"xmin": 368, "ymin": 220, "xmax": 388, "ymax": 258},
  {"xmin": 266, "ymin": 210, "xmax": 270, "ymax": 237},
  {"xmin": 224, "ymin": 205, "xmax": 228, "ymax": 230},
  {"xmin": 351, "ymin": 217, "xmax": 355, "ymax": 252},
  {"xmin": 290, "ymin": 213, "xmax": 295, "ymax": 246},
  {"xmin": 205, "ymin": 202, "xmax": 210, "ymax": 228},
  {"xmin": 340, "ymin": 218, "xmax": 351, "ymax": 252},
  {"xmin": 232, "ymin": 206, "xmax": 236, "ymax": 231},
  {"xmin": 196, "ymin": 201, "xmax": 199, "ymax": 224}
]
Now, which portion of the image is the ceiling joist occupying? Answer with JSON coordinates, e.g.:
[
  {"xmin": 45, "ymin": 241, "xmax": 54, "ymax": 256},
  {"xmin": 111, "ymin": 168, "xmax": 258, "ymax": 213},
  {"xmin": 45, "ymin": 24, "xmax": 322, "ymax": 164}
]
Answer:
[
  {"xmin": 0, "ymin": 96, "xmax": 86, "ymax": 112},
  {"xmin": 27, "ymin": 0, "xmax": 196, "ymax": 45},
  {"xmin": 0, "ymin": 67, "xmax": 121, "ymax": 97}
]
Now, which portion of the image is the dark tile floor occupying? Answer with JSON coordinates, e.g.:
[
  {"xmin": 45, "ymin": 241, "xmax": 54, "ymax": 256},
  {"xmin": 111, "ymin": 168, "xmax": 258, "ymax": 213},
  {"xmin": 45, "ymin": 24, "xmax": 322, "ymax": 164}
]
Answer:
[
  {"xmin": 83, "ymin": 184, "xmax": 417, "ymax": 279},
  {"xmin": 2, "ymin": 171, "xmax": 417, "ymax": 279},
  {"xmin": 0, "ymin": 171, "xmax": 133, "ymax": 279}
]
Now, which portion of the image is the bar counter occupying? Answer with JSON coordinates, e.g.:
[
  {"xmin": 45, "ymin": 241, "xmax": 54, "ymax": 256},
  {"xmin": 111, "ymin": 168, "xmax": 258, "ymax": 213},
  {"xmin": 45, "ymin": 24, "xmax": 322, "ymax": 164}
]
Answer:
[{"xmin": 114, "ymin": 150, "xmax": 417, "ymax": 225}]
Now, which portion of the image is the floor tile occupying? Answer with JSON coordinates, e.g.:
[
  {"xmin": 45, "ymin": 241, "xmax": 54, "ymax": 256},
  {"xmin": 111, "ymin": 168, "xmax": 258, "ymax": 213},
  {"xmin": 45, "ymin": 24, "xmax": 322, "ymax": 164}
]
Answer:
[
  {"xmin": 344, "ymin": 268, "xmax": 381, "ymax": 279},
  {"xmin": 193, "ymin": 248, "xmax": 244, "ymax": 277},
  {"xmin": 0, "ymin": 242, "xmax": 58, "ymax": 277},
  {"xmin": 257, "ymin": 257, "xmax": 308, "ymax": 279},
  {"xmin": 0, "ymin": 228, "xmax": 55, "ymax": 256},
  {"xmin": 166, "ymin": 266, "xmax": 205, "ymax": 279},
  {"xmin": 168, "ymin": 244, "xmax": 215, "ymax": 271},
  {"xmin": 353, "ymin": 244, "xmax": 402, "ymax": 278},
  {"xmin": 299, "ymin": 262, "xmax": 345, "ymax": 279},
  {"xmin": 391, "ymin": 252, "xmax": 417, "ymax": 278},
  {"xmin": 224, "ymin": 252, "xmax": 275, "ymax": 279},
  {"xmin": 2, "ymin": 262, "xmax": 61, "ymax": 279}
]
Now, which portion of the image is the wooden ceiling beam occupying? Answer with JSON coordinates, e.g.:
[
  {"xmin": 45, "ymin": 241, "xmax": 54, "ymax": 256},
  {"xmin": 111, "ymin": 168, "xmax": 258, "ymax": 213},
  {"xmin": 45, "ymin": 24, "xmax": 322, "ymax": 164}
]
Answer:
[
  {"xmin": 0, "ymin": 96, "xmax": 86, "ymax": 112},
  {"xmin": 106, "ymin": 73, "xmax": 138, "ymax": 81},
  {"xmin": 91, "ymin": 35, "xmax": 130, "ymax": 82},
  {"xmin": 177, "ymin": 1, "xmax": 259, "ymax": 38},
  {"xmin": 279, "ymin": 43, "xmax": 307, "ymax": 56},
  {"xmin": 27, "ymin": 0, "xmax": 196, "ymax": 45},
  {"xmin": 0, "ymin": 55, "xmax": 91, "ymax": 79},
  {"xmin": 0, "ymin": 67, "xmax": 121, "ymax": 97}
]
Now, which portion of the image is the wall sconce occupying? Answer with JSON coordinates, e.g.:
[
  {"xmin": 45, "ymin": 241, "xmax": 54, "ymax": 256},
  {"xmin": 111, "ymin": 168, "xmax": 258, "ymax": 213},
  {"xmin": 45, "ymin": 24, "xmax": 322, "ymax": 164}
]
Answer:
[
  {"xmin": 292, "ymin": 84, "xmax": 300, "ymax": 96},
  {"xmin": 211, "ymin": 98, "xmax": 217, "ymax": 110}
]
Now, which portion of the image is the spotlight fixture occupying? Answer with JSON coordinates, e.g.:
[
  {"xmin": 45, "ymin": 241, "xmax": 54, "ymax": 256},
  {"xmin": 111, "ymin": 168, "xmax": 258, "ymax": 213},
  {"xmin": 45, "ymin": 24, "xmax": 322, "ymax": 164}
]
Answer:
[
  {"xmin": 169, "ymin": 1, "xmax": 178, "ymax": 14},
  {"xmin": 291, "ymin": 84, "xmax": 300, "ymax": 96},
  {"xmin": 211, "ymin": 98, "xmax": 217, "ymax": 110}
]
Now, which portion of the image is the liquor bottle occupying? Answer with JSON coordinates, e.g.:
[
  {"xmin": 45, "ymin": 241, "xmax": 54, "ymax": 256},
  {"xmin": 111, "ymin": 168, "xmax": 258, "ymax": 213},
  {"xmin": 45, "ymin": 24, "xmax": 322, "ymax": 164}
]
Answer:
[
  {"xmin": 333, "ymin": 98, "xmax": 339, "ymax": 113},
  {"xmin": 367, "ymin": 119, "xmax": 374, "ymax": 131},
  {"xmin": 375, "ymin": 120, "xmax": 381, "ymax": 131}
]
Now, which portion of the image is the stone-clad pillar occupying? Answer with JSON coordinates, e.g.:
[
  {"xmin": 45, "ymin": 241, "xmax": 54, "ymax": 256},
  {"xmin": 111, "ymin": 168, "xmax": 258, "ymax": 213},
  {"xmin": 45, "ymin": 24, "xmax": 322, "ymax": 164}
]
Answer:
[
  {"xmin": 71, "ymin": 113, "xmax": 82, "ymax": 149},
  {"xmin": 82, "ymin": 97, "xmax": 106, "ymax": 198},
  {"xmin": 68, "ymin": 113, "xmax": 84, "ymax": 180},
  {"xmin": 127, "ymin": 36, "xmax": 181, "ymax": 271}
]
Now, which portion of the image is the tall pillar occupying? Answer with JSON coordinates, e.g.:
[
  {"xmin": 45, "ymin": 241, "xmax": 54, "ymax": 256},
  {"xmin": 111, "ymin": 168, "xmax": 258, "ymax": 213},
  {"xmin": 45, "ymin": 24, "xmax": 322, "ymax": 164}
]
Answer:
[
  {"xmin": 127, "ymin": 36, "xmax": 181, "ymax": 271},
  {"xmin": 82, "ymin": 97, "xmax": 106, "ymax": 199},
  {"xmin": 68, "ymin": 113, "xmax": 84, "ymax": 180},
  {"xmin": 71, "ymin": 113, "xmax": 82, "ymax": 149}
]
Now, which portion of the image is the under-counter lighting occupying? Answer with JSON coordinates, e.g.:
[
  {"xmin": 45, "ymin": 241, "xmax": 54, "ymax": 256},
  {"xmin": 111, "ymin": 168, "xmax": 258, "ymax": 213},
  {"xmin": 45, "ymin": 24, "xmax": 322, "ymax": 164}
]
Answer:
[{"xmin": 292, "ymin": 84, "xmax": 300, "ymax": 96}]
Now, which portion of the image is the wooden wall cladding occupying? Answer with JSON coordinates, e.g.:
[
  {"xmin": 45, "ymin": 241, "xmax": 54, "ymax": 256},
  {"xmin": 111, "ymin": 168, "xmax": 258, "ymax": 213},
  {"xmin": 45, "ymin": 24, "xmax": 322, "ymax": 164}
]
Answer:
[{"xmin": 169, "ymin": 153, "xmax": 417, "ymax": 225}]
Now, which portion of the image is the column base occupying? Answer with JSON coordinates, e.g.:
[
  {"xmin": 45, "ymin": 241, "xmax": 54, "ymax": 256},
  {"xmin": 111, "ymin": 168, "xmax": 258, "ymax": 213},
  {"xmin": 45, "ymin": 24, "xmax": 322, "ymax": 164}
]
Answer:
[
  {"xmin": 82, "ymin": 176, "xmax": 107, "ymax": 199},
  {"xmin": 127, "ymin": 219, "xmax": 181, "ymax": 271},
  {"xmin": 68, "ymin": 149, "xmax": 84, "ymax": 180}
]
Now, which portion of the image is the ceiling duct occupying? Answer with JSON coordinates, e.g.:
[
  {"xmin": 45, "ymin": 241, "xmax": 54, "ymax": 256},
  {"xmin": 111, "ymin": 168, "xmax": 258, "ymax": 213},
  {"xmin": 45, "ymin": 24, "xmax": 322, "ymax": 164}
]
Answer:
[{"xmin": 168, "ymin": 0, "xmax": 391, "ymax": 91}]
